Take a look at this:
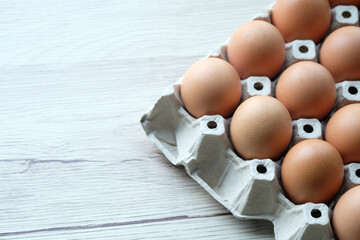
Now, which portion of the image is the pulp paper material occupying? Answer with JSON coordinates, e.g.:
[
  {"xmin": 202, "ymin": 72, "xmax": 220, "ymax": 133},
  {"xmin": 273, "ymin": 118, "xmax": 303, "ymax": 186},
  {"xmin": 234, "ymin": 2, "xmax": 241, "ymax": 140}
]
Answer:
[
  {"xmin": 327, "ymin": 5, "xmax": 360, "ymax": 35},
  {"xmin": 240, "ymin": 76, "xmax": 272, "ymax": 102},
  {"xmin": 141, "ymin": 81, "xmax": 360, "ymax": 240},
  {"xmin": 289, "ymin": 118, "xmax": 322, "ymax": 147},
  {"xmin": 140, "ymin": 3, "xmax": 360, "ymax": 240},
  {"xmin": 334, "ymin": 81, "xmax": 360, "ymax": 110}
]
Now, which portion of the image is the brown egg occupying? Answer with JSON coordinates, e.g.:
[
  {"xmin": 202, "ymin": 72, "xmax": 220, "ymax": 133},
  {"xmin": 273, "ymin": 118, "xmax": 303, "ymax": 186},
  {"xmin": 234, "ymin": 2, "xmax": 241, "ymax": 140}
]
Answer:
[
  {"xmin": 227, "ymin": 20, "xmax": 285, "ymax": 80},
  {"xmin": 180, "ymin": 58, "xmax": 241, "ymax": 118},
  {"xmin": 320, "ymin": 26, "xmax": 360, "ymax": 83},
  {"xmin": 272, "ymin": 0, "xmax": 331, "ymax": 43},
  {"xmin": 230, "ymin": 96, "xmax": 292, "ymax": 160},
  {"xmin": 332, "ymin": 185, "xmax": 360, "ymax": 240},
  {"xmin": 281, "ymin": 139, "xmax": 344, "ymax": 204},
  {"xmin": 329, "ymin": 0, "xmax": 360, "ymax": 8},
  {"xmin": 325, "ymin": 104, "xmax": 360, "ymax": 164},
  {"xmin": 276, "ymin": 61, "xmax": 336, "ymax": 120}
]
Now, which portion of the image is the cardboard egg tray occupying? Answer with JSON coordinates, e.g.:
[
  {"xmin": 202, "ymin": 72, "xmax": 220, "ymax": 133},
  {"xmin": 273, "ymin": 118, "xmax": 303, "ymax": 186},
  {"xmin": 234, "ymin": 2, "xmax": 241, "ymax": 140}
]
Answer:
[{"xmin": 140, "ymin": 4, "xmax": 360, "ymax": 240}]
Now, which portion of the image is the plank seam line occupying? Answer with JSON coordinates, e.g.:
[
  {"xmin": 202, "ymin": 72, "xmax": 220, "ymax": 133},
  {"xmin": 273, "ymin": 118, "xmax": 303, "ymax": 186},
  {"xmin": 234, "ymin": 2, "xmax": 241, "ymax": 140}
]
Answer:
[
  {"xmin": 0, "ymin": 212, "xmax": 231, "ymax": 236},
  {"xmin": 0, "ymin": 159, "xmax": 103, "ymax": 173}
]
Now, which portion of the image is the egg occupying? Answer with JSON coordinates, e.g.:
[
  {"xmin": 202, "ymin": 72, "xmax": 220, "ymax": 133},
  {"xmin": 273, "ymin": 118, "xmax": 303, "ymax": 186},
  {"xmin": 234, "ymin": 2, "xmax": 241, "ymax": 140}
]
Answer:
[
  {"xmin": 325, "ymin": 104, "xmax": 360, "ymax": 164},
  {"xmin": 272, "ymin": 0, "xmax": 331, "ymax": 43},
  {"xmin": 180, "ymin": 58, "xmax": 241, "ymax": 118},
  {"xmin": 332, "ymin": 185, "xmax": 360, "ymax": 240},
  {"xmin": 281, "ymin": 139, "xmax": 344, "ymax": 204},
  {"xmin": 329, "ymin": 0, "xmax": 360, "ymax": 8},
  {"xmin": 230, "ymin": 96, "xmax": 292, "ymax": 160},
  {"xmin": 227, "ymin": 20, "xmax": 285, "ymax": 80},
  {"xmin": 275, "ymin": 61, "xmax": 336, "ymax": 120},
  {"xmin": 320, "ymin": 26, "xmax": 360, "ymax": 83}
]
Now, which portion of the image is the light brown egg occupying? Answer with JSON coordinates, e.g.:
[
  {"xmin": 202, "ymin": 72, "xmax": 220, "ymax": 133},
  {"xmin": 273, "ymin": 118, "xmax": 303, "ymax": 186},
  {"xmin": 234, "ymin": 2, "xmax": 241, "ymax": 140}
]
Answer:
[
  {"xmin": 332, "ymin": 185, "xmax": 360, "ymax": 240},
  {"xmin": 227, "ymin": 20, "xmax": 285, "ymax": 80},
  {"xmin": 329, "ymin": 0, "xmax": 360, "ymax": 8},
  {"xmin": 281, "ymin": 139, "xmax": 344, "ymax": 204},
  {"xmin": 325, "ymin": 104, "xmax": 360, "ymax": 164},
  {"xmin": 230, "ymin": 96, "xmax": 292, "ymax": 160},
  {"xmin": 272, "ymin": 0, "xmax": 331, "ymax": 43},
  {"xmin": 320, "ymin": 26, "xmax": 360, "ymax": 83},
  {"xmin": 276, "ymin": 61, "xmax": 336, "ymax": 120},
  {"xmin": 180, "ymin": 58, "xmax": 241, "ymax": 118}
]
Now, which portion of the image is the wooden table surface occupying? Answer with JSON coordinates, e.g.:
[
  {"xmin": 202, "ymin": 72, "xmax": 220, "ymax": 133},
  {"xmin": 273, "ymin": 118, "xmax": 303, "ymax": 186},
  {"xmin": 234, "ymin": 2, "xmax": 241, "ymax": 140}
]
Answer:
[{"xmin": 0, "ymin": 0, "xmax": 276, "ymax": 239}]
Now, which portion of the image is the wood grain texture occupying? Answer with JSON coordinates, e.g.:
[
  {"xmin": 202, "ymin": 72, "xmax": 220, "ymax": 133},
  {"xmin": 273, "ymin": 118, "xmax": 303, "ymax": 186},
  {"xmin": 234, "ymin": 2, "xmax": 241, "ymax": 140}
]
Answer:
[{"xmin": 0, "ymin": 0, "xmax": 276, "ymax": 239}]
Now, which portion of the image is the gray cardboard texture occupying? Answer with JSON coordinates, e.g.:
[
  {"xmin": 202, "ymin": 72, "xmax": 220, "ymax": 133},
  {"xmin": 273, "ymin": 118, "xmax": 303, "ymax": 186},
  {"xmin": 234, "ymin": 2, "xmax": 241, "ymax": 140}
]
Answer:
[{"xmin": 141, "ymin": 3, "xmax": 360, "ymax": 240}]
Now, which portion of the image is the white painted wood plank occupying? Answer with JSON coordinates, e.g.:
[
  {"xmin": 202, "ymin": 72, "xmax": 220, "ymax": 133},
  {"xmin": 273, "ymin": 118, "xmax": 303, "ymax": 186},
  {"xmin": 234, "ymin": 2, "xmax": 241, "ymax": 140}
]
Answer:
[
  {"xmin": 0, "ymin": 0, "xmax": 274, "ymax": 66},
  {"xmin": 0, "ymin": 0, "xmax": 276, "ymax": 239},
  {"xmin": 0, "ymin": 58, "xmax": 191, "ymax": 160},
  {"xmin": 0, "ymin": 153, "xmax": 274, "ymax": 239},
  {"xmin": 0, "ymin": 159, "xmax": 222, "ymax": 232},
  {"xmin": 1, "ymin": 215, "xmax": 273, "ymax": 240}
]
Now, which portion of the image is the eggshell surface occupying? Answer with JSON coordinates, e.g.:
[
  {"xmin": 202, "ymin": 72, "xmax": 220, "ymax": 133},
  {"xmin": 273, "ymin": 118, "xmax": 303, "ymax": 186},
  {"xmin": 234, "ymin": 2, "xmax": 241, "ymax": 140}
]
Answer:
[
  {"xmin": 180, "ymin": 58, "xmax": 242, "ymax": 119},
  {"xmin": 230, "ymin": 96, "xmax": 292, "ymax": 160},
  {"xmin": 281, "ymin": 139, "xmax": 344, "ymax": 204},
  {"xmin": 325, "ymin": 104, "xmax": 360, "ymax": 164},
  {"xmin": 272, "ymin": 0, "xmax": 331, "ymax": 43},
  {"xmin": 332, "ymin": 185, "xmax": 360, "ymax": 240},
  {"xmin": 329, "ymin": 0, "xmax": 360, "ymax": 7},
  {"xmin": 276, "ymin": 61, "xmax": 336, "ymax": 120},
  {"xmin": 320, "ymin": 26, "xmax": 360, "ymax": 83},
  {"xmin": 227, "ymin": 20, "xmax": 285, "ymax": 80}
]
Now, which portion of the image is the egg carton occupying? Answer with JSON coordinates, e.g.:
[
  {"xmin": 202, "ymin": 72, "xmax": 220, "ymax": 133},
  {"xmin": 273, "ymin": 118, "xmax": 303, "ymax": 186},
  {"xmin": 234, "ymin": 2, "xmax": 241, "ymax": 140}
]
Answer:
[{"xmin": 140, "ymin": 3, "xmax": 360, "ymax": 240}]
